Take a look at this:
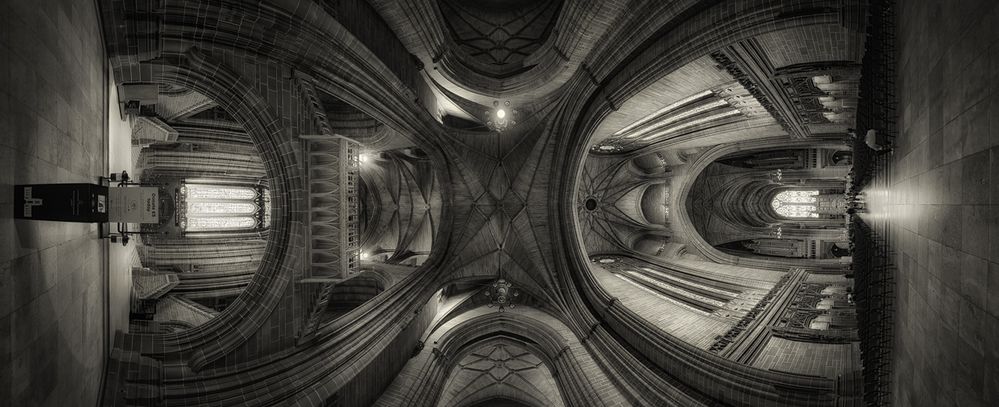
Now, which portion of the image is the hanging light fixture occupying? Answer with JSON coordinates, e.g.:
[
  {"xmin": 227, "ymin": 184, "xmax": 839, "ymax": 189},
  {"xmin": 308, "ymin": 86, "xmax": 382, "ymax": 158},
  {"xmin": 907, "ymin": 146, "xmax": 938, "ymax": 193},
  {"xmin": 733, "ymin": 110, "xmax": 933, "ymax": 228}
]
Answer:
[
  {"xmin": 483, "ymin": 250, "xmax": 519, "ymax": 311},
  {"xmin": 484, "ymin": 279, "xmax": 519, "ymax": 312},
  {"xmin": 486, "ymin": 100, "xmax": 517, "ymax": 132}
]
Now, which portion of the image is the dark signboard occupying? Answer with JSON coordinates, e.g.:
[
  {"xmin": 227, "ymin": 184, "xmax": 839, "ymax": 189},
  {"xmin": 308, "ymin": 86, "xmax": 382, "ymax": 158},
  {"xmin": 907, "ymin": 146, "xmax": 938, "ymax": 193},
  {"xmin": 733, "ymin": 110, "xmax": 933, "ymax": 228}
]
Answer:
[{"xmin": 15, "ymin": 184, "xmax": 109, "ymax": 223}]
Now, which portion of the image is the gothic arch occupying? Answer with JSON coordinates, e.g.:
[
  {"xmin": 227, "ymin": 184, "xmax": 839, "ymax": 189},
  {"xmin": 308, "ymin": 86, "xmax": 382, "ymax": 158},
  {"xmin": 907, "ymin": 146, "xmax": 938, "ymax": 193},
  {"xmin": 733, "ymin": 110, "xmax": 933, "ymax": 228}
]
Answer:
[
  {"xmin": 101, "ymin": 3, "xmax": 460, "ymax": 403},
  {"xmin": 672, "ymin": 138, "xmax": 847, "ymax": 269},
  {"xmin": 551, "ymin": 14, "xmax": 859, "ymax": 407},
  {"xmin": 89, "ymin": 1, "xmax": 874, "ymax": 406},
  {"xmin": 376, "ymin": 305, "xmax": 627, "ymax": 407},
  {"xmin": 109, "ymin": 51, "xmax": 305, "ymax": 369}
]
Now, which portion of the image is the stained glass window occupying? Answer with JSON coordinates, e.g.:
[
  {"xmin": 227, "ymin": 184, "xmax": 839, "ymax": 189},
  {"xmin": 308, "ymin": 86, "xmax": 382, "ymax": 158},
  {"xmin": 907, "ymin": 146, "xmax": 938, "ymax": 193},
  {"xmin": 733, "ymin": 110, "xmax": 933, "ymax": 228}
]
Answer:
[
  {"xmin": 181, "ymin": 184, "xmax": 267, "ymax": 232},
  {"xmin": 771, "ymin": 190, "xmax": 819, "ymax": 218},
  {"xmin": 185, "ymin": 184, "xmax": 257, "ymax": 200},
  {"xmin": 186, "ymin": 217, "xmax": 257, "ymax": 231},
  {"xmin": 188, "ymin": 202, "xmax": 258, "ymax": 215}
]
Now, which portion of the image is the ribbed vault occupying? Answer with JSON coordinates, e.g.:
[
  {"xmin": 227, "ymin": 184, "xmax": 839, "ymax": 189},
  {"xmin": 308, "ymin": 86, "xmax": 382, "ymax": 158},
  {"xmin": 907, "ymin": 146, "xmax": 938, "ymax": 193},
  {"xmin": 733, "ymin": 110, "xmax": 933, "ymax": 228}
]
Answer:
[
  {"xmin": 97, "ymin": 1, "xmax": 874, "ymax": 406},
  {"xmin": 360, "ymin": 149, "xmax": 442, "ymax": 266},
  {"xmin": 376, "ymin": 303, "xmax": 622, "ymax": 407},
  {"xmin": 436, "ymin": 342, "xmax": 564, "ymax": 407}
]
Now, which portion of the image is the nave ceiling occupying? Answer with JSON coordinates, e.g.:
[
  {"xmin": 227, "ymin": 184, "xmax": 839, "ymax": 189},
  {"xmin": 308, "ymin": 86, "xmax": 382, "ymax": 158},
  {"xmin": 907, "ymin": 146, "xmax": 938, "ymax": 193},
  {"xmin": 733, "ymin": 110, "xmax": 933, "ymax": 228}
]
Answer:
[{"xmin": 99, "ymin": 1, "xmax": 872, "ymax": 406}]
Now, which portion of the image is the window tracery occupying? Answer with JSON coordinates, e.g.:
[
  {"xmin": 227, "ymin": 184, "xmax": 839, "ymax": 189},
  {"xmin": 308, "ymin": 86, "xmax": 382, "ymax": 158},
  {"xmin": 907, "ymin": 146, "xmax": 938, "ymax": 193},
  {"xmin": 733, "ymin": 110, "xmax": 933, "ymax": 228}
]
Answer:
[
  {"xmin": 771, "ymin": 190, "xmax": 819, "ymax": 218},
  {"xmin": 180, "ymin": 184, "xmax": 269, "ymax": 232}
]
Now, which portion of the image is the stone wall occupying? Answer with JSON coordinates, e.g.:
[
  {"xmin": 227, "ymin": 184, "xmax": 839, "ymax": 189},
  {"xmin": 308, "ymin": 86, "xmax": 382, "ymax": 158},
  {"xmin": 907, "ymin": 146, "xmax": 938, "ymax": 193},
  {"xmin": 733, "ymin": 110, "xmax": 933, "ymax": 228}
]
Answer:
[
  {"xmin": 0, "ymin": 0, "xmax": 109, "ymax": 405},
  {"xmin": 894, "ymin": 0, "xmax": 999, "ymax": 405}
]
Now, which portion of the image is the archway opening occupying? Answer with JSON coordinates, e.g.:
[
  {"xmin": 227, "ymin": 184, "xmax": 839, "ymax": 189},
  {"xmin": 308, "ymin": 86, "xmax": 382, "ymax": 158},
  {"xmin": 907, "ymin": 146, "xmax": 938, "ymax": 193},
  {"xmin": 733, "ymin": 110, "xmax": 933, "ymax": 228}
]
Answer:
[{"xmin": 128, "ymin": 86, "xmax": 271, "ymax": 332}]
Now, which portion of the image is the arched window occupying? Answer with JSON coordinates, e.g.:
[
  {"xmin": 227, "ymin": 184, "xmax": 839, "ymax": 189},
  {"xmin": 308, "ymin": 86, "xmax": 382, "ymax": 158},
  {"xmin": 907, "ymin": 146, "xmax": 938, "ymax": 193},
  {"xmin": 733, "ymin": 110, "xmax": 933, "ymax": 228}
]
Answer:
[
  {"xmin": 180, "ymin": 184, "xmax": 270, "ymax": 232},
  {"xmin": 771, "ymin": 190, "xmax": 819, "ymax": 218}
]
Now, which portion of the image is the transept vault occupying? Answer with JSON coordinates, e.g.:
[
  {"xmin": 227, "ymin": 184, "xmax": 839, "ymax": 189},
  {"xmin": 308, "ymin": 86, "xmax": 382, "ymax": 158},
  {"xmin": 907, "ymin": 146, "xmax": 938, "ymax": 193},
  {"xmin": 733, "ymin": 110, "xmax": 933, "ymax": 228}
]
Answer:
[{"xmin": 2, "ymin": 0, "xmax": 919, "ymax": 405}]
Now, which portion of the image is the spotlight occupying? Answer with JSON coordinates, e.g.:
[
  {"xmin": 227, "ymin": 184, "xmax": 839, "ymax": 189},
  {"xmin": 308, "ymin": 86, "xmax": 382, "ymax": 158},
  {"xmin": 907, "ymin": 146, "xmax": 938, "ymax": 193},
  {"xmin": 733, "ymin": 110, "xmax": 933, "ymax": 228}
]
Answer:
[
  {"xmin": 496, "ymin": 109, "xmax": 506, "ymax": 119},
  {"xmin": 358, "ymin": 153, "xmax": 369, "ymax": 163}
]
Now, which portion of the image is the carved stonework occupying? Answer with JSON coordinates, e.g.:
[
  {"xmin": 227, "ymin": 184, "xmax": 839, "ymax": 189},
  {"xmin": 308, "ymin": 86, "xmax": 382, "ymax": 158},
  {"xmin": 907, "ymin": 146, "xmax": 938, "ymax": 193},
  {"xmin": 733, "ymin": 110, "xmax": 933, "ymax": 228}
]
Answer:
[
  {"xmin": 301, "ymin": 136, "xmax": 361, "ymax": 280},
  {"xmin": 439, "ymin": 0, "xmax": 563, "ymax": 77},
  {"xmin": 295, "ymin": 73, "xmax": 333, "ymax": 137},
  {"xmin": 131, "ymin": 116, "xmax": 179, "ymax": 146},
  {"xmin": 784, "ymin": 309, "xmax": 820, "ymax": 329},
  {"xmin": 710, "ymin": 51, "xmax": 789, "ymax": 132},
  {"xmin": 709, "ymin": 272, "xmax": 793, "ymax": 353},
  {"xmin": 784, "ymin": 76, "xmax": 826, "ymax": 98},
  {"xmin": 772, "ymin": 61, "xmax": 861, "ymax": 80},
  {"xmin": 590, "ymin": 143, "xmax": 623, "ymax": 154},
  {"xmin": 779, "ymin": 76, "xmax": 831, "ymax": 124},
  {"xmin": 771, "ymin": 326, "xmax": 857, "ymax": 343},
  {"xmin": 775, "ymin": 282, "xmax": 857, "ymax": 334}
]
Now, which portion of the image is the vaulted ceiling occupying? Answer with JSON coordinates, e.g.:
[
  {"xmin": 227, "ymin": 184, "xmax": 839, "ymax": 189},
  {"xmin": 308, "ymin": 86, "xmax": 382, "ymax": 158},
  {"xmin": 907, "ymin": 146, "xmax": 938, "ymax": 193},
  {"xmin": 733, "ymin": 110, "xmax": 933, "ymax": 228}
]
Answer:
[
  {"xmin": 98, "ymin": 1, "xmax": 874, "ymax": 406},
  {"xmin": 439, "ymin": 0, "xmax": 563, "ymax": 78}
]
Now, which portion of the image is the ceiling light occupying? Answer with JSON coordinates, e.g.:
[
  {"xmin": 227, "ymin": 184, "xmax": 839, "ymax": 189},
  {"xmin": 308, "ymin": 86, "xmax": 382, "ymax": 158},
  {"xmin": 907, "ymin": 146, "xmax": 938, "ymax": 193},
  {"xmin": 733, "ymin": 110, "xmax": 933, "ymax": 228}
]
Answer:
[{"xmin": 486, "ymin": 101, "xmax": 516, "ymax": 132}]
